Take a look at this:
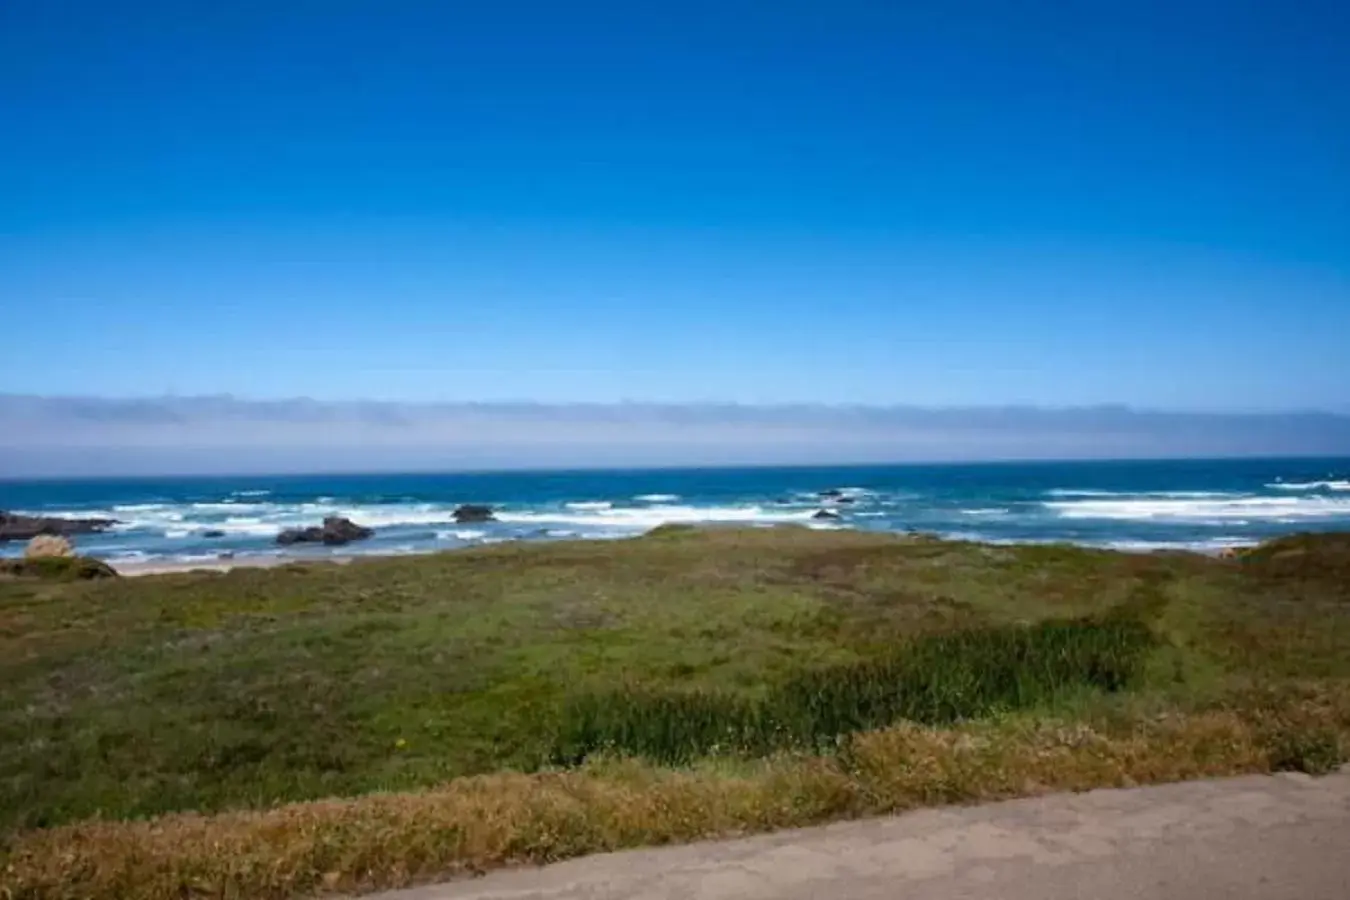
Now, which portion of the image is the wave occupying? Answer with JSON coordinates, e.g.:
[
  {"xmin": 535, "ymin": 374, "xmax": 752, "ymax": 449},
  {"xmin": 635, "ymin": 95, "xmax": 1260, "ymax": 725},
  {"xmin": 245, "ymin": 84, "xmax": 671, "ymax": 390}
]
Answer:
[
  {"xmin": 1045, "ymin": 489, "xmax": 1237, "ymax": 500},
  {"xmin": 1267, "ymin": 480, "xmax": 1350, "ymax": 492},
  {"xmin": 495, "ymin": 504, "xmax": 816, "ymax": 530},
  {"xmin": 564, "ymin": 501, "xmax": 613, "ymax": 511},
  {"xmin": 634, "ymin": 494, "xmax": 681, "ymax": 503},
  {"xmin": 960, "ymin": 508, "xmax": 1010, "ymax": 516},
  {"xmin": 1045, "ymin": 495, "xmax": 1350, "ymax": 522},
  {"xmin": 435, "ymin": 529, "xmax": 486, "ymax": 541}
]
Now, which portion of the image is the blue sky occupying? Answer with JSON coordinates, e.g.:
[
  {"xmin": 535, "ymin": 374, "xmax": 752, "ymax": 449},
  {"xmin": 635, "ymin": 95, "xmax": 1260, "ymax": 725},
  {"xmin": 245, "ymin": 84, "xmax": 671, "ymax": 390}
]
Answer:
[{"xmin": 2, "ymin": 0, "xmax": 1348, "ymax": 412}]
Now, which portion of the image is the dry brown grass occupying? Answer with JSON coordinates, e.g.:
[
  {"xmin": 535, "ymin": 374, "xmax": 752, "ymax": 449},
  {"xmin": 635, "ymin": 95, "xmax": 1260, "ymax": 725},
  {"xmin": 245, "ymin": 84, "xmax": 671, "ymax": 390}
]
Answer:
[{"xmin": 5, "ymin": 685, "xmax": 1346, "ymax": 900}]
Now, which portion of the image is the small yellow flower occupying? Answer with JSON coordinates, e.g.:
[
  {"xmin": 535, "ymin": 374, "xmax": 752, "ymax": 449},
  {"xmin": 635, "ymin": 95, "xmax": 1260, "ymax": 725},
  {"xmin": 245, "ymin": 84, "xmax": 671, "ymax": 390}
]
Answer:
[{"xmin": 394, "ymin": 738, "xmax": 407, "ymax": 750}]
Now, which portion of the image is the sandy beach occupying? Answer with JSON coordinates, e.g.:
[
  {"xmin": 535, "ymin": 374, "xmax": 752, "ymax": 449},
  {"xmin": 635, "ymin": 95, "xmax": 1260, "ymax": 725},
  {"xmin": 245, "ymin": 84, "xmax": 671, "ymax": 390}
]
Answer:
[{"xmin": 112, "ymin": 555, "xmax": 356, "ymax": 577}]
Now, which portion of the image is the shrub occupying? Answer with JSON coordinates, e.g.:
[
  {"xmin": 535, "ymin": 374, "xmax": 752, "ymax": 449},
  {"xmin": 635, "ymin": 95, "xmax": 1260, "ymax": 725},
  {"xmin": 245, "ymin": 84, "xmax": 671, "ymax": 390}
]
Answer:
[{"xmin": 0, "ymin": 555, "xmax": 119, "ymax": 580}]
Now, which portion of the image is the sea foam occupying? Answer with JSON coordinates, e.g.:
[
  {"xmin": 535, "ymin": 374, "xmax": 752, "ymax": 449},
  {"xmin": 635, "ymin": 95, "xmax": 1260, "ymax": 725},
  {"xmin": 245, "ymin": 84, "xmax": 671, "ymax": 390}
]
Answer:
[{"xmin": 1045, "ymin": 495, "xmax": 1350, "ymax": 521}]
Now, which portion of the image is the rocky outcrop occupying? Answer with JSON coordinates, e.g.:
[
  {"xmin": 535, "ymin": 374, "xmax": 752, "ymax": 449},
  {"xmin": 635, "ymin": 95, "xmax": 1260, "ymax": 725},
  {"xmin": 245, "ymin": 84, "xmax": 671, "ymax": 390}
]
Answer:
[
  {"xmin": 453, "ymin": 504, "xmax": 496, "ymax": 523},
  {"xmin": 26, "ymin": 534, "xmax": 74, "ymax": 558},
  {"xmin": 0, "ymin": 510, "xmax": 117, "ymax": 542},
  {"xmin": 276, "ymin": 516, "xmax": 375, "ymax": 546},
  {"xmin": 201, "ymin": 530, "xmax": 227, "ymax": 539},
  {"xmin": 812, "ymin": 509, "xmax": 842, "ymax": 520},
  {"xmin": 818, "ymin": 489, "xmax": 844, "ymax": 499}
]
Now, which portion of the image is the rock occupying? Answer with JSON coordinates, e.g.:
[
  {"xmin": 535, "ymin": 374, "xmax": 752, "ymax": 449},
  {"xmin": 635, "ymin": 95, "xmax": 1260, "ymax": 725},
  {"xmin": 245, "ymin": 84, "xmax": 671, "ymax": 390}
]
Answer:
[
  {"xmin": 201, "ymin": 529, "xmax": 226, "ymax": 539},
  {"xmin": 0, "ymin": 510, "xmax": 117, "ymax": 542},
  {"xmin": 818, "ymin": 489, "xmax": 844, "ymax": 499},
  {"xmin": 277, "ymin": 527, "xmax": 321, "ymax": 545},
  {"xmin": 453, "ymin": 504, "xmax": 496, "ymax": 523},
  {"xmin": 218, "ymin": 551, "xmax": 236, "ymax": 560},
  {"xmin": 26, "ymin": 534, "xmax": 74, "ymax": 558},
  {"xmin": 276, "ymin": 516, "xmax": 374, "ymax": 546},
  {"xmin": 812, "ymin": 509, "xmax": 842, "ymax": 520},
  {"xmin": 835, "ymin": 496, "xmax": 857, "ymax": 505},
  {"xmin": 320, "ymin": 516, "xmax": 374, "ymax": 545}
]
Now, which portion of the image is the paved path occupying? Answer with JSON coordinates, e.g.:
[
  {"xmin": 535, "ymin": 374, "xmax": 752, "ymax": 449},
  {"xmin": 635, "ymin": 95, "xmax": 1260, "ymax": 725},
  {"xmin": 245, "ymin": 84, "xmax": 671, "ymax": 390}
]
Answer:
[{"xmin": 373, "ymin": 769, "xmax": 1350, "ymax": 900}]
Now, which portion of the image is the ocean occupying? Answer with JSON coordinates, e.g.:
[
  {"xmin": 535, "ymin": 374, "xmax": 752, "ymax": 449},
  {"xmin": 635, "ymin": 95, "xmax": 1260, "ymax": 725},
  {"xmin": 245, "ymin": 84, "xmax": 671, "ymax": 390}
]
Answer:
[{"xmin": 2, "ymin": 457, "xmax": 1349, "ymax": 565}]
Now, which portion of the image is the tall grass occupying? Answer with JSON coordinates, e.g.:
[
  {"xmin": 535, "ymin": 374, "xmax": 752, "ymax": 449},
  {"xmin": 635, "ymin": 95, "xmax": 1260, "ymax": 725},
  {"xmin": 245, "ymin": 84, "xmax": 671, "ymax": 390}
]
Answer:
[
  {"xmin": 553, "ymin": 614, "xmax": 1155, "ymax": 765},
  {"xmin": 9, "ymin": 690, "xmax": 1346, "ymax": 900}
]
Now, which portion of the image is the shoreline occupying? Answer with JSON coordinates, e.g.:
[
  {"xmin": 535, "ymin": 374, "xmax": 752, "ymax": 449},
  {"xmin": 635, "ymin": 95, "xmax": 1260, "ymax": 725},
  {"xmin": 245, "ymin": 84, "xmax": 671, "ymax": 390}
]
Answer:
[
  {"xmin": 103, "ymin": 531, "xmax": 1258, "ymax": 576},
  {"xmin": 112, "ymin": 555, "xmax": 357, "ymax": 577}
]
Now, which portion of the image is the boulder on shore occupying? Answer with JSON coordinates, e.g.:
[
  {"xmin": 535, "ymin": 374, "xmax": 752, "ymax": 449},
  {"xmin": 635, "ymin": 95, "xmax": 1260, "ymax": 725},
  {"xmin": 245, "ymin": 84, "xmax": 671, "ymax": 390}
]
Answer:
[
  {"xmin": 26, "ymin": 534, "xmax": 74, "ymax": 558},
  {"xmin": 0, "ymin": 510, "xmax": 117, "ymax": 542},
  {"xmin": 276, "ymin": 516, "xmax": 375, "ymax": 546},
  {"xmin": 453, "ymin": 504, "xmax": 496, "ymax": 523},
  {"xmin": 812, "ymin": 509, "xmax": 842, "ymax": 520}
]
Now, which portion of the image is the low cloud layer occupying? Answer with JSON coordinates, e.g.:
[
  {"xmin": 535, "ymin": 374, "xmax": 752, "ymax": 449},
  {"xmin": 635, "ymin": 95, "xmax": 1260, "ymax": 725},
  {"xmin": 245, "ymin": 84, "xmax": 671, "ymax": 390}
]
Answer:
[{"xmin": 1, "ymin": 395, "xmax": 1348, "ymax": 477}]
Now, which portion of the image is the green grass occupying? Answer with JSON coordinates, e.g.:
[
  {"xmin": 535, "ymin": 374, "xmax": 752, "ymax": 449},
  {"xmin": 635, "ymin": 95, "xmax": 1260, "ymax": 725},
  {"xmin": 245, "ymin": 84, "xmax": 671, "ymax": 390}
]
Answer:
[
  {"xmin": 3, "ymin": 527, "xmax": 1350, "ymax": 842},
  {"xmin": 552, "ymin": 613, "xmax": 1157, "ymax": 764}
]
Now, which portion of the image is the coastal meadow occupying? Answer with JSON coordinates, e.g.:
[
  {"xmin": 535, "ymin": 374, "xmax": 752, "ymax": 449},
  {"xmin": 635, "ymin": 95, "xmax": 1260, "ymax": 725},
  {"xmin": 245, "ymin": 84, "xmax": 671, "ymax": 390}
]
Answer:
[{"xmin": 3, "ymin": 527, "xmax": 1349, "ymax": 898}]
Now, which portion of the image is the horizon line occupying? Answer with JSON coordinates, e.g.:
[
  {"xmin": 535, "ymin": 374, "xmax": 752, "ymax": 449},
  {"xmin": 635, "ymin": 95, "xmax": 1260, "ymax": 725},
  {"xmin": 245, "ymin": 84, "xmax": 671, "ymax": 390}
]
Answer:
[
  {"xmin": 4, "ymin": 393, "xmax": 1349, "ymax": 417},
  {"xmin": 3, "ymin": 452, "xmax": 1349, "ymax": 485}
]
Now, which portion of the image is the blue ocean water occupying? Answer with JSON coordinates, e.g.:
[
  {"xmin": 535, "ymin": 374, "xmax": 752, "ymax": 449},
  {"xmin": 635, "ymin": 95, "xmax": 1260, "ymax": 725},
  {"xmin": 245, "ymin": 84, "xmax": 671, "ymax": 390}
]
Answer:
[{"xmin": 2, "ymin": 458, "xmax": 1349, "ymax": 564}]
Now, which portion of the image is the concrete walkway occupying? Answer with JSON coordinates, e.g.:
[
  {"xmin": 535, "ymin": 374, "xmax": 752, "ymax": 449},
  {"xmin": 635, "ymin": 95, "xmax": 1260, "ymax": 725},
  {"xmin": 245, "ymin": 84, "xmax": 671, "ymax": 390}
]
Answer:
[{"xmin": 371, "ymin": 768, "xmax": 1350, "ymax": 900}]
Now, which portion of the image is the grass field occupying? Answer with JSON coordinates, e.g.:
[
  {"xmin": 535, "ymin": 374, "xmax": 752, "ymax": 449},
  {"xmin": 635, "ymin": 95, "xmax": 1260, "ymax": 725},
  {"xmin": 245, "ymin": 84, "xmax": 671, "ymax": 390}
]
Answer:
[{"xmin": 3, "ymin": 526, "xmax": 1350, "ymax": 898}]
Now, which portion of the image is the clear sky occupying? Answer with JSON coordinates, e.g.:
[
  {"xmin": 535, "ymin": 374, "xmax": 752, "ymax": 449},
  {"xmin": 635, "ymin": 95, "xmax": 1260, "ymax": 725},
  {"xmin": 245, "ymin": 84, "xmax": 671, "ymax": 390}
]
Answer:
[{"xmin": 2, "ymin": 0, "xmax": 1348, "ymax": 411}]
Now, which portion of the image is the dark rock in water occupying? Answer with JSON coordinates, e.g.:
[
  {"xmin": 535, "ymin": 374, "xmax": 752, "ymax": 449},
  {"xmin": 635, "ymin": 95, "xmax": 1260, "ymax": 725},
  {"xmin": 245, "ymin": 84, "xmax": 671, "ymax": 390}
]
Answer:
[
  {"xmin": 276, "ymin": 516, "xmax": 374, "ymax": 546},
  {"xmin": 835, "ymin": 496, "xmax": 857, "ymax": 505},
  {"xmin": 453, "ymin": 504, "xmax": 496, "ymax": 523},
  {"xmin": 0, "ymin": 510, "xmax": 118, "ymax": 542},
  {"xmin": 276, "ymin": 527, "xmax": 319, "ymax": 545},
  {"xmin": 0, "ymin": 555, "xmax": 118, "ymax": 580},
  {"xmin": 201, "ymin": 529, "xmax": 227, "ymax": 539},
  {"xmin": 818, "ymin": 489, "xmax": 844, "ymax": 499},
  {"xmin": 218, "ymin": 551, "xmax": 236, "ymax": 560},
  {"xmin": 812, "ymin": 509, "xmax": 842, "ymax": 520},
  {"xmin": 319, "ymin": 516, "xmax": 374, "ymax": 544}
]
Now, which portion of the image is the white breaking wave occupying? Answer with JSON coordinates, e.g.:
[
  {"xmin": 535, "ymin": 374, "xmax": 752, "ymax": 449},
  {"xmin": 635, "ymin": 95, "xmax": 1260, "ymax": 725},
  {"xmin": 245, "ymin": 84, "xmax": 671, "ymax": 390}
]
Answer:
[
  {"xmin": 1046, "ymin": 495, "xmax": 1350, "ymax": 522},
  {"xmin": 495, "ymin": 504, "xmax": 816, "ymax": 529},
  {"xmin": 216, "ymin": 516, "xmax": 284, "ymax": 537},
  {"xmin": 1045, "ymin": 489, "xmax": 1237, "ymax": 500},
  {"xmin": 960, "ymin": 508, "xmax": 1010, "ymax": 516},
  {"xmin": 67, "ymin": 500, "xmax": 474, "ymax": 538},
  {"xmin": 1267, "ymin": 480, "xmax": 1350, "ymax": 492},
  {"xmin": 634, "ymin": 494, "xmax": 681, "ymax": 503},
  {"xmin": 189, "ymin": 501, "xmax": 269, "ymax": 513},
  {"xmin": 564, "ymin": 501, "xmax": 613, "ymax": 511},
  {"xmin": 435, "ymin": 529, "xmax": 486, "ymax": 541}
]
